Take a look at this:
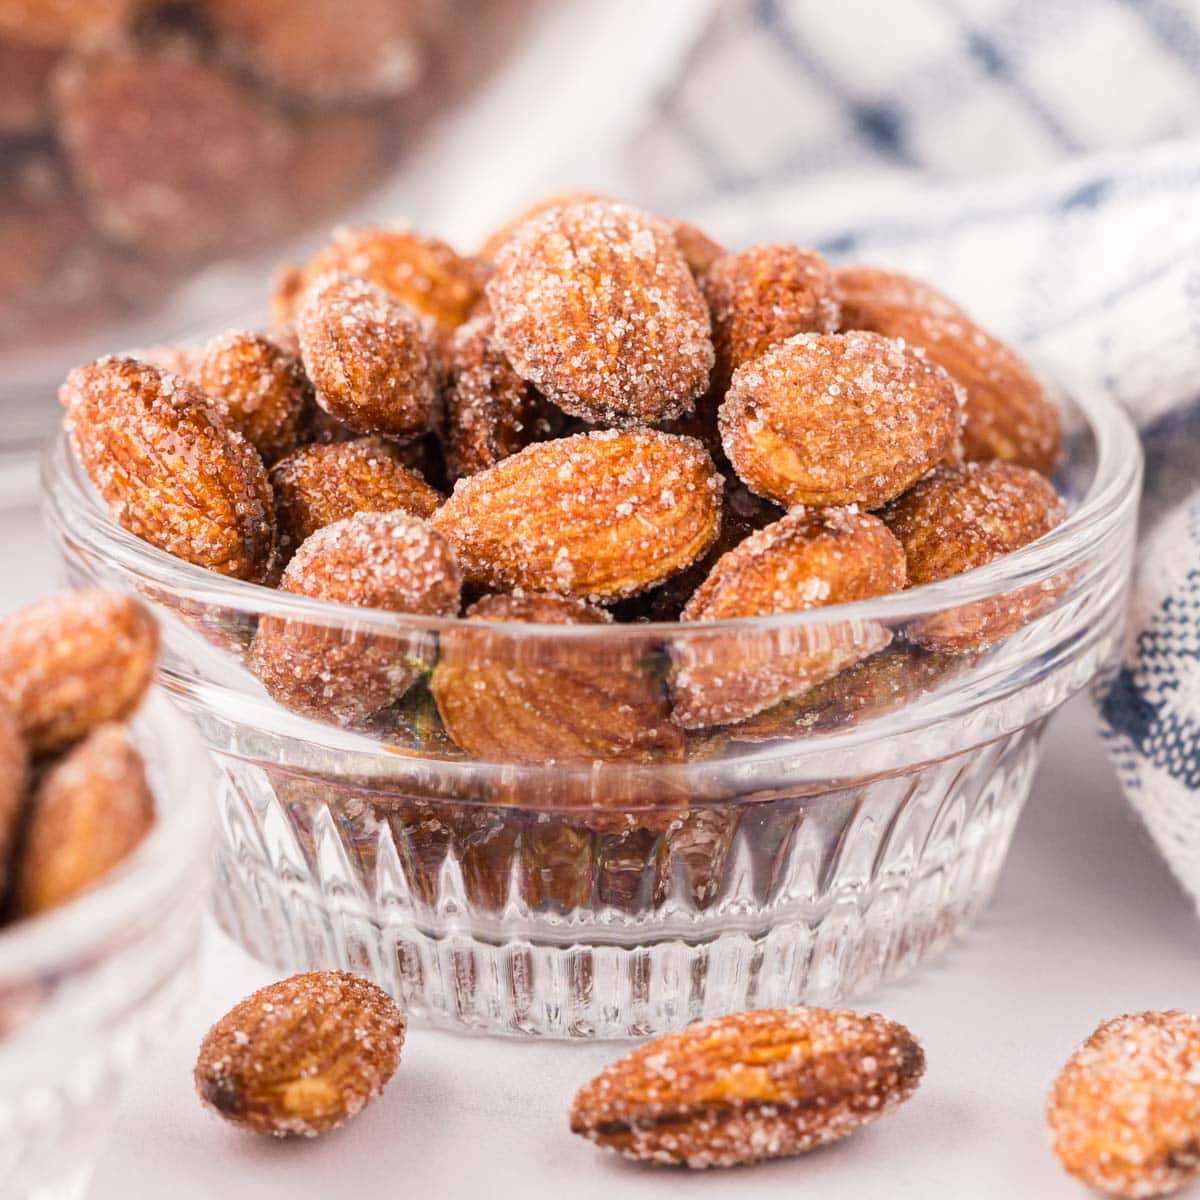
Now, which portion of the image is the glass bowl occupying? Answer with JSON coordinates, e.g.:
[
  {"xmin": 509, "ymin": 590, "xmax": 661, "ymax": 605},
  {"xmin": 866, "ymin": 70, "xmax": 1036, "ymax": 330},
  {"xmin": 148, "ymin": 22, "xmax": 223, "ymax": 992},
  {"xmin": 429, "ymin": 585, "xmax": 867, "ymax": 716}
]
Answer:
[
  {"xmin": 0, "ymin": 691, "xmax": 211, "ymax": 1199},
  {"xmin": 42, "ymin": 383, "xmax": 1140, "ymax": 1039}
]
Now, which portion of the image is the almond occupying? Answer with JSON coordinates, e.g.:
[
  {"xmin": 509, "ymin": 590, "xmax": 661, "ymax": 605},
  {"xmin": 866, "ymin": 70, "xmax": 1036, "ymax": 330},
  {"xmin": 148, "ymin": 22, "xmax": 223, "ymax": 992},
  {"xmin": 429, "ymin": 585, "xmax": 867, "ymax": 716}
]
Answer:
[
  {"xmin": 444, "ymin": 311, "xmax": 563, "ymax": 481},
  {"xmin": 195, "ymin": 970, "xmax": 405, "ymax": 1137},
  {"xmin": 880, "ymin": 460, "xmax": 1066, "ymax": 651},
  {"xmin": 17, "ymin": 723, "xmax": 155, "ymax": 915},
  {"xmin": 275, "ymin": 225, "xmax": 486, "ymax": 335},
  {"xmin": 62, "ymin": 357, "xmax": 277, "ymax": 582},
  {"xmin": 719, "ymin": 330, "xmax": 962, "ymax": 510},
  {"xmin": 0, "ymin": 0, "xmax": 136, "ymax": 48},
  {"xmin": 486, "ymin": 200, "xmax": 714, "ymax": 425},
  {"xmin": 430, "ymin": 592, "xmax": 683, "ymax": 765},
  {"xmin": 0, "ymin": 702, "xmax": 27, "ymax": 891},
  {"xmin": 432, "ymin": 429, "xmax": 723, "ymax": 602},
  {"xmin": 0, "ymin": 590, "xmax": 158, "ymax": 755},
  {"xmin": 250, "ymin": 510, "xmax": 461, "ymax": 726},
  {"xmin": 672, "ymin": 508, "xmax": 905, "ymax": 728},
  {"xmin": 670, "ymin": 219, "xmax": 726, "ymax": 278},
  {"xmin": 198, "ymin": 330, "xmax": 310, "ymax": 464},
  {"xmin": 297, "ymin": 271, "xmax": 439, "ymax": 443},
  {"xmin": 1048, "ymin": 1010, "xmax": 1200, "ymax": 1199},
  {"xmin": 570, "ymin": 1006, "xmax": 924, "ymax": 1167},
  {"xmin": 836, "ymin": 266, "xmax": 1063, "ymax": 474},
  {"xmin": 703, "ymin": 244, "xmax": 839, "ymax": 393},
  {"xmin": 270, "ymin": 436, "xmax": 442, "ymax": 556}
]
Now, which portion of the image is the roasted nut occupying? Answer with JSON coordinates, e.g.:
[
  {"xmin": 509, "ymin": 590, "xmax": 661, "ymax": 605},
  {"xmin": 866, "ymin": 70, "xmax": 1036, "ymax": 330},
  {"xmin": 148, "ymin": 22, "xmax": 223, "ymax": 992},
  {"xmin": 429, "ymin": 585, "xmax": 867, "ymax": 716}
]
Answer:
[
  {"xmin": 430, "ymin": 592, "xmax": 683, "ymax": 765},
  {"xmin": 195, "ymin": 970, "xmax": 405, "ymax": 1137},
  {"xmin": 570, "ymin": 1006, "xmax": 924, "ymax": 1167},
  {"xmin": 297, "ymin": 271, "xmax": 439, "ymax": 442},
  {"xmin": 270, "ymin": 436, "xmax": 441, "ymax": 556},
  {"xmin": 432, "ymin": 429, "xmax": 723, "ymax": 603},
  {"xmin": 444, "ymin": 311, "xmax": 562, "ymax": 480},
  {"xmin": 0, "ymin": 0, "xmax": 135, "ymax": 48},
  {"xmin": 0, "ymin": 590, "xmax": 158, "ymax": 755},
  {"xmin": 276, "ymin": 225, "xmax": 486, "ymax": 336},
  {"xmin": 250, "ymin": 511, "xmax": 461, "ymax": 726},
  {"xmin": 486, "ymin": 199, "xmax": 714, "ymax": 425},
  {"xmin": 17, "ymin": 723, "xmax": 155, "ymax": 915},
  {"xmin": 703, "ymin": 244, "xmax": 839, "ymax": 392},
  {"xmin": 0, "ymin": 702, "xmax": 27, "ymax": 890},
  {"xmin": 53, "ymin": 45, "xmax": 288, "ymax": 261},
  {"xmin": 279, "ymin": 108, "xmax": 387, "ymax": 230},
  {"xmin": 720, "ymin": 330, "xmax": 962, "ymax": 510},
  {"xmin": 670, "ymin": 219, "xmax": 726, "ymax": 278},
  {"xmin": 672, "ymin": 508, "xmax": 905, "ymax": 728},
  {"xmin": 836, "ymin": 266, "xmax": 1062, "ymax": 474},
  {"xmin": 203, "ymin": 0, "xmax": 424, "ymax": 105},
  {"xmin": 880, "ymin": 460, "xmax": 1067, "ymax": 651},
  {"xmin": 62, "ymin": 357, "xmax": 277, "ymax": 582},
  {"xmin": 0, "ymin": 39, "xmax": 56, "ymax": 136},
  {"xmin": 198, "ymin": 331, "xmax": 310, "ymax": 464},
  {"xmin": 1048, "ymin": 1010, "xmax": 1200, "ymax": 1198}
]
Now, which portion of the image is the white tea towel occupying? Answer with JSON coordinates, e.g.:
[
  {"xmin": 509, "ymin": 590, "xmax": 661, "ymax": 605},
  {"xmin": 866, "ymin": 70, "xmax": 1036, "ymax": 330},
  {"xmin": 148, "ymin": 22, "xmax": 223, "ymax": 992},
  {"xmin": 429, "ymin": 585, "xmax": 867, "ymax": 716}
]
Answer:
[{"xmin": 620, "ymin": 0, "xmax": 1200, "ymax": 903}]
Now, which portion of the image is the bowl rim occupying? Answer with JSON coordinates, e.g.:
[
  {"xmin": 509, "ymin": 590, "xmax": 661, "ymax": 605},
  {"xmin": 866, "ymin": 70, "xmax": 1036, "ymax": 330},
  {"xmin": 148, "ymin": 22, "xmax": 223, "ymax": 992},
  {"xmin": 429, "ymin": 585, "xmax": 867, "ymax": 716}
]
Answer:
[
  {"xmin": 0, "ymin": 691, "xmax": 211, "ymax": 981},
  {"xmin": 41, "ymin": 380, "xmax": 1142, "ymax": 640}
]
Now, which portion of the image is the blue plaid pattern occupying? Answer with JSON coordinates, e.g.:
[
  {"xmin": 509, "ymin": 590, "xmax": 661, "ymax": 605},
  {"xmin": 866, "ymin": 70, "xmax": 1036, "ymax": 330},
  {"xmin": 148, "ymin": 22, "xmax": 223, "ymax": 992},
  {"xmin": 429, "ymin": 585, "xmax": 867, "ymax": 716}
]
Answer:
[{"xmin": 623, "ymin": 0, "xmax": 1200, "ymax": 903}]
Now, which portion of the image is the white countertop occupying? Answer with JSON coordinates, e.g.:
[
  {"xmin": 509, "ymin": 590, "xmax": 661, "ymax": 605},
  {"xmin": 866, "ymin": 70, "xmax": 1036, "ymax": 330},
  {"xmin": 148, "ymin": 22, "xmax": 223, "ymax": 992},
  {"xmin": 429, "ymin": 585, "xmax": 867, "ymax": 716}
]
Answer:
[{"xmin": 5, "ymin": 497, "xmax": 1199, "ymax": 1200}]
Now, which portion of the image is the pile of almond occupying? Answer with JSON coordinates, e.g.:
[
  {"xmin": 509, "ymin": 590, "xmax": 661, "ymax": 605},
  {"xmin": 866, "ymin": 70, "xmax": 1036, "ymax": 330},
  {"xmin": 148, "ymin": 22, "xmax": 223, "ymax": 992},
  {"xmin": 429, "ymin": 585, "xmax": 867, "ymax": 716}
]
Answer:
[
  {"xmin": 0, "ymin": 589, "xmax": 159, "ymax": 922},
  {"xmin": 60, "ymin": 193, "xmax": 1068, "ymax": 754}
]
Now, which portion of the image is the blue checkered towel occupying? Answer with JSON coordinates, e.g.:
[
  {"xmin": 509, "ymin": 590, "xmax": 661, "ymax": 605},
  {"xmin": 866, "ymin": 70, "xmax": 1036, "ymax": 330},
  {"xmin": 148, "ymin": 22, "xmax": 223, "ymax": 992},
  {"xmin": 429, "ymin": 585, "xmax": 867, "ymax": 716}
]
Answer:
[{"xmin": 620, "ymin": 0, "xmax": 1200, "ymax": 903}]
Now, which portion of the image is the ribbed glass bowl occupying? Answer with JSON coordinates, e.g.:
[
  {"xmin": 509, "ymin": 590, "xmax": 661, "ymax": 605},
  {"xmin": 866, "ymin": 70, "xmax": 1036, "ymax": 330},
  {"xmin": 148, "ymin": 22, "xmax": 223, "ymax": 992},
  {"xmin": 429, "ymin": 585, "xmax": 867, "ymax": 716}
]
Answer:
[
  {"xmin": 42, "ymin": 384, "xmax": 1140, "ymax": 1038},
  {"xmin": 0, "ymin": 693, "xmax": 211, "ymax": 1199}
]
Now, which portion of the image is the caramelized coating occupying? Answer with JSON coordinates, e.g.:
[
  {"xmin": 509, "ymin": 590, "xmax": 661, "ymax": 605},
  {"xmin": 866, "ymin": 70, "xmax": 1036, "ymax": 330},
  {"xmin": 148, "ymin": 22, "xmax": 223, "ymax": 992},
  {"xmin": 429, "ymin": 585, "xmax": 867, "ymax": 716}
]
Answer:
[
  {"xmin": 276, "ymin": 225, "xmax": 486, "ymax": 335},
  {"xmin": 62, "ymin": 357, "xmax": 277, "ymax": 582},
  {"xmin": 270, "ymin": 436, "xmax": 442, "ymax": 554},
  {"xmin": 17, "ymin": 724, "xmax": 154, "ymax": 915},
  {"xmin": 432, "ymin": 429, "xmax": 723, "ymax": 603},
  {"xmin": 670, "ymin": 219, "xmax": 726, "ymax": 277},
  {"xmin": 672, "ymin": 508, "xmax": 905, "ymax": 728},
  {"xmin": 53, "ymin": 45, "xmax": 288, "ymax": 261},
  {"xmin": 486, "ymin": 200, "xmax": 714, "ymax": 425},
  {"xmin": 0, "ymin": 39, "xmax": 56, "ymax": 136},
  {"xmin": 571, "ymin": 1007, "xmax": 924, "ymax": 1167},
  {"xmin": 203, "ymin": 0, "xmax": 424, "ymax": 105},
  {"xmin": 297, "ymin": 272, "xmax": 438, "ymax": 442},
  {"xmin": 1048, "ymin": 1010, "xmax": 1200, "ymax": 1198},
  {"xmin": 199, "ymin": 331, "xmax": 310, "ymax": 463},
  {"xmin": 430, "ymin": 592, "xmax": 683, "ymax": 765},
  {"xmin": 703, "ymin": 244, "xmax": 839, "ymax": 392},
  {"xmin": 444, "ymin": 312, "xmax": 561, "ymax": 480},
  {"xmin": 880, "ymin": 460, "xmax": 1066, "ymax": 651},
  {"xmin": 720, "ymin": 330, "xmax": 962, "ymax": 510},
  {"xmin": 0, "ymin": 702, "xmax": 27, "ymax": 890},
  {"xmin": 250, "ymin": 511, "xmax": 460, "ymax": 726},
  {"xmin": 0, "ymin": 590, "xmax": 158, "ymax": 755},
  {"xmin": 195, "ymin": 971, "xmax": 405, "ymax": 1138},
  {"xmin": 836, "ymin": 266, "xmax": 1062, "ymax": 474},
  {"xmin": 0, "ymin": 0, "xmax": 136, "ymax": 48}
]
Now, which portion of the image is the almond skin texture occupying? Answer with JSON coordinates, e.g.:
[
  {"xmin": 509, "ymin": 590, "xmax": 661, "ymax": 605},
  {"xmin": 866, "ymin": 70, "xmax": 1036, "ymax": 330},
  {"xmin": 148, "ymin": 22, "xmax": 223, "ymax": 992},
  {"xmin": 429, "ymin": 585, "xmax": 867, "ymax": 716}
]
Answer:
[
  {"xmin": 270, "ymin": 437, "xmax": 442, "ymax": 556},
  {"xmin": 62, "ymin": 357, "xmax": 277, "ymax": 583},
  {"xmin": 198, "ymin": 331, "xmax": 310, "ymax": 464},
  {"xmin": 297, "ymin": 272, "xmax": 439, "ymax": 442},
  {"xmin": 17, "ymin": 723, "xmax": 154, "ymax": 915},
  {"xmin": 836, "ymin": 266, "xmax": 1062, "ymax": 474},
  {"xmin": 672, "ymin": 508, "xmax": 905, "ymax": 728},
  {"xmin": 0, "ymin": 590, "xmax": 158, "ymax": 756},
  {"xmin": 880, "ymin": 460, "xmax": 1067, "ymax": 651},
  {"xmin": 444, "ymin": 311, "xmax": 562, "ymax": 481},
  {"xmin": 432, "ymin": 429, "xmax": 723, "ymax": 603},
  {"xmin": 1048, "ymin": 1010, "xmax": 1200, "ymax": 1198},
  {"xmin": 430, "ymin": 592, "xmax": 683, "ymax": 765},
  {"xmin": 486, "ymin": 200, "xmax": 714, "ymax": 425},
  {"xmin": 703, "ymin": 244, "xmax": 840, "ymax": 392},
  {"xmin": 195, "ymin": 970, "xmax": 405, "ymax": 1138},
  {"xmin": 570, "ymin": 1007, "xmax": 924, "ymax": 1168},
  {"xmin": 720, "ymin": 330, "xmax": 962, "ymax": 510},
  {"xmin": 276, "ymin": 225, "xmax": 486, "ymax": 335},
  {"xmin": 250, "ymin": 511, "xmax": 461, "ymax": 726},
  {"xmin": 0, "ymin": 702, "xmax": 27, "ymax": 891}
]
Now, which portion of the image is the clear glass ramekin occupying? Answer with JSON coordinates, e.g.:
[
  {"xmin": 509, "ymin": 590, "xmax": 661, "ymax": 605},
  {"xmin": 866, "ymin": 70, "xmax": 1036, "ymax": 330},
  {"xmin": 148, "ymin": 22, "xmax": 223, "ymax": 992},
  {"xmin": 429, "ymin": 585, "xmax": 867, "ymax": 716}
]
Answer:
[
  {"xmin": 42, "ymin": 384, "xmax": 1140, "ymax": 1039},
  {"xmin": 0, "ymin": 693, "xmax": 211, "ymax": 1199}
]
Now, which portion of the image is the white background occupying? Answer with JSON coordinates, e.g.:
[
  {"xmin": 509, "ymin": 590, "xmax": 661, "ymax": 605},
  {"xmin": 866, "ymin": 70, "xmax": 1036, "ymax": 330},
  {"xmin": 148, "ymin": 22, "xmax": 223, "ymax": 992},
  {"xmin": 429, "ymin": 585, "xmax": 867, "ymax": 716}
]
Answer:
[{"xmin": 4, "ymin": 497, "xmax": 1199, "ymax": 1198}]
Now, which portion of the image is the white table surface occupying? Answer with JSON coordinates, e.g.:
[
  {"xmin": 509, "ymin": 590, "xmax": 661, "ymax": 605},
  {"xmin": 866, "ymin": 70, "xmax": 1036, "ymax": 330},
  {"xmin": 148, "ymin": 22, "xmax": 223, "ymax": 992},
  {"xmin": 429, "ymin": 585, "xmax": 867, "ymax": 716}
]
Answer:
[{"xmin": 4, "ymin": 497, "xmax": 1199, "ymax": 1199}]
